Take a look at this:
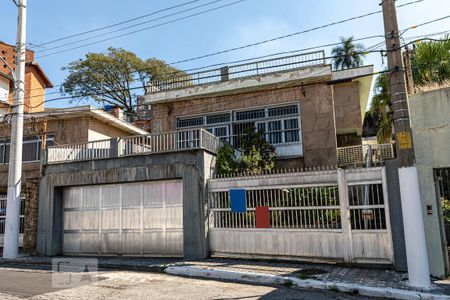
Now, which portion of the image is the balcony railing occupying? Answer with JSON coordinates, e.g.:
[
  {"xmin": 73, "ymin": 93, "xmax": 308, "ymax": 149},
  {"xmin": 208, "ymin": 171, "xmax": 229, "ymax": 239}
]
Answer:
[
  {"xmin": 147, "ymin": 51, "xmax": 326, "ymax": 93},
  {"xmin": 337, "ymin": 143, "xmax": 395, "ymax": 167},
  {"xmin": 46, "ymin": 129, "xmax": 223, "ymax": 164}
]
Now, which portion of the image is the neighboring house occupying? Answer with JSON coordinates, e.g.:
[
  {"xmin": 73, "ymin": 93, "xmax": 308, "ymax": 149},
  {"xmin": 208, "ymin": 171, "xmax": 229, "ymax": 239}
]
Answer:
[
  {"xmin": 0, "ymin": 41, "xmax": 54, "ymax": 113},
  {"xmin": 0, "ymin": 105, "xmax": 148, "ymax": 252},
  {"xmin": 139, "ymin": 51, "xmax": 375, "ymax": 168},
  {"xmin": 410, "ymin": 87, "xmax": 450, "ymax": 278}
]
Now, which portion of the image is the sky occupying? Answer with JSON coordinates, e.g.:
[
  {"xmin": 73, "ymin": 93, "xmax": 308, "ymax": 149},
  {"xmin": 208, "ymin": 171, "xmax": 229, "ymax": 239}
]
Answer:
[{"xmin": 0, "ymin": 0, "xmax": 449, "ymax": 110}]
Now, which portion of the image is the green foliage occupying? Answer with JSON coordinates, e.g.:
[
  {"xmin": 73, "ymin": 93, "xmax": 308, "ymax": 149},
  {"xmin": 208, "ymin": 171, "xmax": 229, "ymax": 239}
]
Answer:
[
  {"xmin": 369, "ymin": 72, "xmax": 393, "ymax": 144},
  {"xmin": 411, "ymin": 35, "xmax": 450, "ymax": 88},
  {"xmin": 331, "ymin": 36, "xmax": 366, "ymax": 70},
  {"xmin": 215, "ymin": 128, "xmax": 276, "ymax": 176},
  {"xmin": 216, "ymin": 144, "xmax": 238, "ymax": 176},
  {"xmin": 61, "ymin": 47, "xmax": 184, "ymax": 113},
  {"xmin": 442, "ymin": 197, "xmax": 450, "ymax": 224}
]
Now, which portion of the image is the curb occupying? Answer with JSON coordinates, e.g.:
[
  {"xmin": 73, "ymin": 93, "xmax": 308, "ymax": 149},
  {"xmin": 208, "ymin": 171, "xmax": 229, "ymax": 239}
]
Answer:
[{"xmin": 165, "ymin": 266, "xmax": 450, "ymax": 300}]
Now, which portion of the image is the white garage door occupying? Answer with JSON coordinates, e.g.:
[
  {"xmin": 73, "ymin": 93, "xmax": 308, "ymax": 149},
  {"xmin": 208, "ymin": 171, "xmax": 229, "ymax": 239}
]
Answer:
[{"xmin": 62, "ymin": 180, "xmax": 183, "ymax": 257}]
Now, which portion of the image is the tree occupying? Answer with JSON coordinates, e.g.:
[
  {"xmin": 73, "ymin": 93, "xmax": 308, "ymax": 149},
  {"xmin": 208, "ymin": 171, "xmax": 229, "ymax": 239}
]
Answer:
[
  {"xmin": 331, "ymin": 36, "xmax": 366, "ymax": 70},
  {"xmin": 216, "ymin": 128, "xmax": 276, "ymax": 176},
  {"xmin": 61, "ymin": 47, "xmax": 184, "ymax": 113},
  {"xmin": 411, "ymin": 35, "xmax": 450, "ymax": 88},
  {"xmin": 369, "ymin": 72, "xmax": 393, "ymax": 144}
]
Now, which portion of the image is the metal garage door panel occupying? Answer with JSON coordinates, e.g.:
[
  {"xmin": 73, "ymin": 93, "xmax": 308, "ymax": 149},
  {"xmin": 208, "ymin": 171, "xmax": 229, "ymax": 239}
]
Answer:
[
  {"xmin": 63, "ymin": 233, "xmax": 81, "ymax": 254},
  {"xmin": 143, "ymin": 231, "xmax": 164, "ymax": 254},
  {"xmin": 143, "ymin": 183, "xmax": 164, "ymax": 207},
  {"xmin": 101, "ymin": 233, "xmax": 120, "ymax": 254},
  {"xmin": 64, "ymin": 211, "xmax": 81, "ymax": 231},
  {"xmin": 82, "ymin": 186, "xmax": 100, "ymax": 208},
  {"xmin": 165, "ymin": 181, "xmax": 183, "ymax": 205},
  {"xmin": 143, "ymin": 207, "xmax": 164, "ymax": 229},
  {"xmin": 165, "ymin": 206, "xmax": 183, "ymax": 229},
  {"xmin": 122, "ymin": 183, "xmax": 141, "ymax": 207},
  {"xmin": 82, "ymin": 210, "xmax": 99, "ymax": 230},
  {"xmin": 122, "ymin": 209, "xmax": 141, "ymax": 230},
  {"xmin": 101, "ymin": 185, "xmax": 120, "ymax": 207},
  {"xmin": 166, "ymin": 230, "xmax": 183, "ymax": 255},
  {"xmin": 63, "ymin": 188, "xmax": 81, "ymax": 209},
  {"xmin": 101, "ymin": 209, "xmax": 120, "ymax": 230},
  {"xmin": 81, "ymin": 233, "xmax": 100, "ymax": 254},
  {"xmin": 122, "ymin": 233, "xmax": 141, "ymax": 254}
]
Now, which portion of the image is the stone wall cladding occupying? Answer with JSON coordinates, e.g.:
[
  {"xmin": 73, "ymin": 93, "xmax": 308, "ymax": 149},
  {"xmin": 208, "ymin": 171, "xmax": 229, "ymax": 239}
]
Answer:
[
  {"xmin": 23, "ymin": 178, "xmax": 40, "ymax": 253},
  {"xmin": 151, "ymin": 84, "xmax": 338, "ymax": 167}
]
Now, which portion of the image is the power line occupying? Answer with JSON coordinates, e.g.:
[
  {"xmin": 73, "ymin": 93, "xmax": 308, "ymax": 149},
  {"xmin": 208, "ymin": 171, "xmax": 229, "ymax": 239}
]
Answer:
[
  {"xmin": 37, "ymin": 0, "xmax": 203, "ymax": 46},
  {"xmin": 4, "ymin": 28, "xmax": 449, "ymax": 103},
  {"xmin": 37, "ymin": 0, "xmax": 228, "ymax": 54},
  {"xmin": 167, "ymin": 0, "xmax": 426, "ymax": 65},
  {"xmin": 35, "ymin": 0, "xmax": 247, "ymax": 59}
]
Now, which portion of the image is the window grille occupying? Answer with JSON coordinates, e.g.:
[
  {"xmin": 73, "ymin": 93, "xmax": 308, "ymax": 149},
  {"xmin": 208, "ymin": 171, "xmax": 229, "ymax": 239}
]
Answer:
[
  {"xmin": 235, "ymin": 109, "xmax": 265, "ymax": 121},
  {"xmin": 268, "ymin": 105, "xmax": 298, "ymax": 117},
  {"xmin": 177, "ymin": 117, "xmax": 204, "ymax": 128},
  {"xmin": 206, "ymin": 113, "xmax": 231, "ymax": 125}
]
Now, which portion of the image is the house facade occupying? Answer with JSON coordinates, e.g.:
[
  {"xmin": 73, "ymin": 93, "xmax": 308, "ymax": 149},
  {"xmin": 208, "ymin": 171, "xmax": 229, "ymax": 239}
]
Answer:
[
  {"xmin": 0, "ymin": 105, "xmax": 147, "ymax": 252},
  {"xmin": 140, "ymin": 52, "xmax": 374, "ymax": 168},
  {"xmin": 0, "ymin": 41, "xmax": 53, "ymax": 115}
]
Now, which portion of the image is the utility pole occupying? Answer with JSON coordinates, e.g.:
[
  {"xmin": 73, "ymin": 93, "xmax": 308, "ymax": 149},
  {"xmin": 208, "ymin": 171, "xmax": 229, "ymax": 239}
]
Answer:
[
  {"xmin": 3, "ymin": 0, "xmax": 27, "ymax": 259},
  {"xmin": 382, "ymin": 0, "xmax": 430, "ymax": 289}
]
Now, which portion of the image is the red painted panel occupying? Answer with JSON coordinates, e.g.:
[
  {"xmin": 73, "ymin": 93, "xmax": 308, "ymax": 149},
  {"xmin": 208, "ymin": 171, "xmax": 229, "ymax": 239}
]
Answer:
[{"xmin": 256, "ymin": 206, "xmax": 270, "ymax": 228}]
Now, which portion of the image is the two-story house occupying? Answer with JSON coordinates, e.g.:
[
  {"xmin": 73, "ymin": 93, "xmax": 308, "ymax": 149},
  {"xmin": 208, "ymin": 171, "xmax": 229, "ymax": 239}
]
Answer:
[
  {"xmin": 0, "ymin": 41, "xmax": 54, "ymax": 115},
  {"xmin": 139, "ymin": 51, "xmax": 375, "ymax": 168}
]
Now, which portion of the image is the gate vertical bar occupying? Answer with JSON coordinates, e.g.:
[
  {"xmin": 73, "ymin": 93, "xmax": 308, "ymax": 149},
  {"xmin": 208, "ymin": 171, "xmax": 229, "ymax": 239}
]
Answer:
[
  {"xmin": 382, "ymin": 167, "xmax": 395, "ymax": 263},
  {"xmin": 337, "ymin": 168, "xmax": 353, "ymax": 263}
]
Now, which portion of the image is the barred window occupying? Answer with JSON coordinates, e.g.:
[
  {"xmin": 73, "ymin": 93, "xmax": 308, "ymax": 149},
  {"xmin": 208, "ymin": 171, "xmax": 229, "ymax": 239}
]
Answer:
[{"xmin": 177, "ymin": 117, "xmax": 204, "ymax": 128}]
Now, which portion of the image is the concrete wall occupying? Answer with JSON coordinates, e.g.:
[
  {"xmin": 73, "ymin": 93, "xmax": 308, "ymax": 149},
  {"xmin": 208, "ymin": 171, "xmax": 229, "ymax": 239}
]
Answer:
[
  {"xmin": 87, "ymin": 117, "xmax": 134, "ymax": 141},
  {"xmin": 333, "ymin": 81, "xmax": 363, "ymax": 136},
  {"xmin": 151, "ymin": 84, "xmax": 338, "ymax": 167},
  {"xmin": 410, "ymin": 87, "xmax": 450, "ymax": 278},
  {"xmin": 37, "ymin": 150, "xmax": 215, "ymax": 260}
]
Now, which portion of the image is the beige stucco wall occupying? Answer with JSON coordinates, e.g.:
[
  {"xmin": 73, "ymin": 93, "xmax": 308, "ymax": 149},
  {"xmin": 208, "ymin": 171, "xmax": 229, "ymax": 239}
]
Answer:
[
  {"xmin": 151, "ymin": 84, "xmax": 337, "ymax": 167},
  {"xmin": 87, "ymin": 117, "xmax": 133, "ymax": 141},
  {"xmin": 333, "ymin": 81, "xmax": 362, "ymax": 135},
  {"xmin": 410, "ymin": 87, "xmax": 450, "ymax": 278}
]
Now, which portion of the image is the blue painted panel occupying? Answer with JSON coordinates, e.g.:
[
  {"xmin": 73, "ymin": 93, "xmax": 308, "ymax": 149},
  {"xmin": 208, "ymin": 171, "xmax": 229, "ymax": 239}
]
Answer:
[{"xmin": 230, "ymin": 189, "xmax": 247, "ymax": 213}]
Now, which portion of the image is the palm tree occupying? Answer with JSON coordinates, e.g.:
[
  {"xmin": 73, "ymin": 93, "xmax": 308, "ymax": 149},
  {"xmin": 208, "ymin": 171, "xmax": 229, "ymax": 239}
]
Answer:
[
  {"xmin": 331, "ymin": 37, "xmax": 366, "ymax": 70},
  {"xmin": 411, "ymin": 34, "xmax": 450, "ymax": 88}
]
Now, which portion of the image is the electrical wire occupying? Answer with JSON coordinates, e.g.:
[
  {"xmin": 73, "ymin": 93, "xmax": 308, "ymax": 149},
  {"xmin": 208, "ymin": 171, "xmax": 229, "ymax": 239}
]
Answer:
[
  {"xmin": 36, "ymin": 0, "xmax": 229, "ymax": 54},
  {"xmin": 35, "ymin": 0, "xmax": 247, "ymax": 60},
  {"xmin": 37, "ymin": 0, "xmax": 203, "ymax": 47}
]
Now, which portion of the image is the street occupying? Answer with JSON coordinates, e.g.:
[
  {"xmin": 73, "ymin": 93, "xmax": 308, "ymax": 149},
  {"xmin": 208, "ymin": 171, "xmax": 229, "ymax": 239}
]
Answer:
[{"xmin": 0, "ymin": 266, "xmax": 378, "ymax": 300}]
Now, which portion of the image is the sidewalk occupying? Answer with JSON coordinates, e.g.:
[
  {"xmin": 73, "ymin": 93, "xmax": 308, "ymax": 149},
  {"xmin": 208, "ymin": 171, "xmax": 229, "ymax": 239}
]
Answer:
[{"xmin": 1, "ymin": 256, "xmax": 449, "ymax": 299}]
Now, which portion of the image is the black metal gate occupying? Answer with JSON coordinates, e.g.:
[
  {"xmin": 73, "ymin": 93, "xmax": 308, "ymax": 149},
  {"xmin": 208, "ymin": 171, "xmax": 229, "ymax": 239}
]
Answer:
[{"xmin": 435, "ymin": 168, "xmax": 450, "ymax": 274}]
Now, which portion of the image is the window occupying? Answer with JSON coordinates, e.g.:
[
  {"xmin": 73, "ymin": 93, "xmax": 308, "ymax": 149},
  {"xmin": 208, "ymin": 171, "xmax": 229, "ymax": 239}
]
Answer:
[
  {"xmin": 267, "ymin": 120, "xmax": 282, "ymax": 144},
  {"xmin": 0, "ymin": 135, "xmax": 55, "ymax": 164},
  {"xmin": 206, "ymin": 113, "xmax": 230, "ymax": 125},
  {"xmin": 235, "ymin": 109, "xmax": 265, "ymax": 121},
  {"xmin": 284, "ymin": 118, "xmax": 300, "ymax": 143},
  {"xmin": 176, "ymin": 103, "xmax": 302, "ymax": 156},
  {"xmin": 177, "ymin": 117, "xmax": 204, "ymax": 128}
]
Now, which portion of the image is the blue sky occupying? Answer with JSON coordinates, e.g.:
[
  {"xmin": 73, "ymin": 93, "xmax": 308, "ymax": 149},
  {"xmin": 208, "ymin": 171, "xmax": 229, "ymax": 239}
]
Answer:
[{"xmin": 0, "ymin": 0, "xmax": 449, "ymax": 109}]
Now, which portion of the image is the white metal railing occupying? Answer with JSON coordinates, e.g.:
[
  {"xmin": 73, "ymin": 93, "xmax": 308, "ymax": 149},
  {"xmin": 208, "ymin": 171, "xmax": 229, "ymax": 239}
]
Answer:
[
  {"xmin": 148, "ymin": 51, "xmax": 326, "ymax": 93},
  {"xmin": 46, "ymin": 129, "xmax": 222, "ymax": 164},
  {"xmin": 47, "ymin": 139, "xmax": 112, "ymax": 163},
  {"xmin": 337, "ymin": 143, "xmax": 395, "ymax": 166}
]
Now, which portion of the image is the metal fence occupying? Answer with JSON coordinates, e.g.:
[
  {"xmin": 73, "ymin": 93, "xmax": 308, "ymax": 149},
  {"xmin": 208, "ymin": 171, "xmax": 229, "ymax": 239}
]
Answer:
[
  {"xmin": 337, "ymin": 143, "xmax": 395, "ymax": 167},
  {"xmin": 0, "ymin": 193, "xmax": 25, "ymax": 235},
  {"xmin": 147, "ymin": 51, "xmax": 326, "ymax": 93},
  {"xmin": 207, "ymin": 167, "xmax": 393, "ymax": 264},
  {"xmin": 47, "ymin": 129, "xmax": 222, "ymax": 164}
]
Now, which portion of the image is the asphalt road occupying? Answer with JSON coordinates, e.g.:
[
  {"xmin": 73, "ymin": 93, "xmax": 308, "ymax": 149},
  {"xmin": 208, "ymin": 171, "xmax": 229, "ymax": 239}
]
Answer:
[{"xmin": 0, "ymin": 266, "xmax": 379, "ymax": 300}]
